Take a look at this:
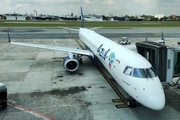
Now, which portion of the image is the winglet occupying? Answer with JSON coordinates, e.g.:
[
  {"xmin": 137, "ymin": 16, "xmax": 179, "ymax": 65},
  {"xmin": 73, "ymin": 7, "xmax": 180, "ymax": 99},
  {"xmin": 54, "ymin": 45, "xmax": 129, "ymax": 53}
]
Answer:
[
  {"xmin": 161, "ymin": 31, "xmax": 164, "ymax": 41},
  {"xmin": 81, "ymin": 6, "xmax": 85, "ymax": 28},
  {"xmin": 7, "ymin": 32, "xmax": 11, "ymax": 43}
]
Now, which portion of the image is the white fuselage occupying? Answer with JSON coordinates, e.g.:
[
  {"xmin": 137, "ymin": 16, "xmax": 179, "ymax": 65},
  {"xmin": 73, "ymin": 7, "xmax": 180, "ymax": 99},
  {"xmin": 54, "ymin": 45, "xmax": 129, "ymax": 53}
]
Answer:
[{"xmin": 79, "ymin": 28, "xmax": 165, "ymax": 110}]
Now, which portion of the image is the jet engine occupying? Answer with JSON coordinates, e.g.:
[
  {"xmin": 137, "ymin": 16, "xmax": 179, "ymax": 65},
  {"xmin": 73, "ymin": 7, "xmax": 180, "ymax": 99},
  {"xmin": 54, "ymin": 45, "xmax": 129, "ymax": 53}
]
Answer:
[{"xmin": 63, "ymin": 56, "xmax": 79, "ymax": 72}]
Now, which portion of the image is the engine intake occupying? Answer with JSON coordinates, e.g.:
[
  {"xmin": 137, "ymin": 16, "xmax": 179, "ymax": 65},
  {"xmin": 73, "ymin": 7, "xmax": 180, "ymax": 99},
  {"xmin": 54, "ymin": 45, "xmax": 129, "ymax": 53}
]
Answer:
[{"xmin": 63, "ymin": 56, "xmax": 79, "ymax": 72}]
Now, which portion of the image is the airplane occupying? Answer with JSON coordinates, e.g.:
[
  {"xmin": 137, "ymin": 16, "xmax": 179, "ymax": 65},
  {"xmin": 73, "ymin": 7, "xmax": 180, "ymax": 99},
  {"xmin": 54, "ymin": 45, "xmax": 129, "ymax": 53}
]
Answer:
[{"xmin": 8, "ymin": 6, "xmax": 165, "ymax": 110}]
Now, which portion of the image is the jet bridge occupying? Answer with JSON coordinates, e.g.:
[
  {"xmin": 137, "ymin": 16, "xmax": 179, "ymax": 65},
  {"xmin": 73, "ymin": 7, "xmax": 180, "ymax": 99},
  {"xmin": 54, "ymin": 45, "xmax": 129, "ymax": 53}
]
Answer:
[{"xmin": 136, "ymin": 41, "xmax": 180, "ymax": 83}]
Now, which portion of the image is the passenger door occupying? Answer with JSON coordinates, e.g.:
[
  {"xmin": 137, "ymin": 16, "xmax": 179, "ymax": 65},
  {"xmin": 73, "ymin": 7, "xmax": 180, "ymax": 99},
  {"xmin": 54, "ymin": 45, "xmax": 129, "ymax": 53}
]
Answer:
[{"xmin": 113, "ymin": 59, "xmax": 120, "ymax": 78}]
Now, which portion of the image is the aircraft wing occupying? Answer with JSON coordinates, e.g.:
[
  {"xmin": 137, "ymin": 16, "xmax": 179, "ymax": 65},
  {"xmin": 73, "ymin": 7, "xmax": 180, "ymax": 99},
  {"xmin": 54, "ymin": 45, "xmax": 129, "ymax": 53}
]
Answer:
[{"xmin": 10, "ymin": 42, "xmax": 94, "ymax": 57}]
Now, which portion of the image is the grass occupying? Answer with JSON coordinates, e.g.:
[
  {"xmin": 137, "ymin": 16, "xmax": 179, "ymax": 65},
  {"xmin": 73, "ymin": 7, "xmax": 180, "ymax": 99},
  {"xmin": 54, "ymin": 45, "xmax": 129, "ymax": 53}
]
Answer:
[{"xmin": 0, "ymin": 20, "xmax": 180, "ymax": 27}]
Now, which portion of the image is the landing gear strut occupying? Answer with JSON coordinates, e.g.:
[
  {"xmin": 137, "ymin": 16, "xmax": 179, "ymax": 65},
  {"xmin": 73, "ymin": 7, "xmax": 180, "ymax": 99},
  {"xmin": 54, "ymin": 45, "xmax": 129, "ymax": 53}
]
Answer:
[{"xmin": 79, "ymin": 58, "xmax": 83, "ymax": 64}]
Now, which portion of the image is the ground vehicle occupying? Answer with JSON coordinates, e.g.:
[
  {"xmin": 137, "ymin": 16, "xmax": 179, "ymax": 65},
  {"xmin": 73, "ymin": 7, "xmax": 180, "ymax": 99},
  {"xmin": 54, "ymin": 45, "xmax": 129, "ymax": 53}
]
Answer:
[
  {"xmin": 0, "ymin": 82, "xmax": 7, "ymax": 109},
  {"xmin": 120, "ymin": 37, "xmax": 131, "ymax": 45}
]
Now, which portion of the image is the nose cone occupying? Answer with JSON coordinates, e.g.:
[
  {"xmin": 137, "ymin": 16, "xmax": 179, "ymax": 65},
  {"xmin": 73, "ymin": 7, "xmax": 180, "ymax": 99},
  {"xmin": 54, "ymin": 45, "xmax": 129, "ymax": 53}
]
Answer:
[{"xmin": 145, "ymin": 94, "xmax": 165, "ymax": 110}]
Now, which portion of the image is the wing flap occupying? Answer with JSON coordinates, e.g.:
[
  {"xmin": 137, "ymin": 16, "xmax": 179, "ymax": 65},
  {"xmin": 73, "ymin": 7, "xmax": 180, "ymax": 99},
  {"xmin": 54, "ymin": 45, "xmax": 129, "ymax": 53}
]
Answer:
[{"xmin": 123, "ymin": 44, "xmax": 136, "ymax": 50}]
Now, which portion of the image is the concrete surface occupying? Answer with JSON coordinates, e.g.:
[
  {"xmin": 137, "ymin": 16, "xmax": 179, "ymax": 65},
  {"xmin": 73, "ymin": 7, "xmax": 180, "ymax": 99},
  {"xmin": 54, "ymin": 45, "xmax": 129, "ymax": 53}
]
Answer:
[{"xmin": 0, "ymin": 28, "xmax": 180, "ymax": 120}]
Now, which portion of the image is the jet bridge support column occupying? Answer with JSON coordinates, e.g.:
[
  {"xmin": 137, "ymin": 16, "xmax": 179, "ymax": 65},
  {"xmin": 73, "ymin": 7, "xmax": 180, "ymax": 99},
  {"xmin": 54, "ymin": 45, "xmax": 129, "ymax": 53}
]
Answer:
[{"xmin": 173, "ymin": 49, "xmax": 180, "ymax": 77}]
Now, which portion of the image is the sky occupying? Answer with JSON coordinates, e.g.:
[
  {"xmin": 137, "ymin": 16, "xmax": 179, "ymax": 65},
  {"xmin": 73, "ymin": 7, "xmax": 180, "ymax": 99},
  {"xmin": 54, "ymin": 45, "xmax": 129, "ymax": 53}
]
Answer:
[{"xmin": 0, "ymin": 0, "xmax": 180, "ymax": 16}]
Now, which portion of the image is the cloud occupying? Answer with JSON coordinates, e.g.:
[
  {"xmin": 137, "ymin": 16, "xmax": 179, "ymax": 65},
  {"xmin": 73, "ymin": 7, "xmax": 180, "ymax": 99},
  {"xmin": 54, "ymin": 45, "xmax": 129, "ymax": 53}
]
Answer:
[
  {"xmin": 102, "ymin": 0, "xmax": 115, "ymax": 5},
  {"xmin": 134, "ymin": 0, "xmax": 157, "ymax": 4}
]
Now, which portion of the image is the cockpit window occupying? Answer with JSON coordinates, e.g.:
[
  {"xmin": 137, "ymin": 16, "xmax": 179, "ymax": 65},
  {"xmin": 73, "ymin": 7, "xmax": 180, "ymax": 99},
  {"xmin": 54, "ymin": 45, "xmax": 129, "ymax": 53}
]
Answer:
[
  {"xmin": 123, "ymin": 66, "xmax": 133, "ymax": 75},
  {"xmin": 123, "ymin": 66, "xmax": 157, "ymax": 78},
  {"xmin": 133, "ymin": 67, "xmax": 157, "ymax": 78},
  {"xmin": 133, "ymin": 68, "xmax": 147, "ymax": 78},
  {"xmin": 146, "ymin": 67, "xmax": 157, "ymax": 78}
]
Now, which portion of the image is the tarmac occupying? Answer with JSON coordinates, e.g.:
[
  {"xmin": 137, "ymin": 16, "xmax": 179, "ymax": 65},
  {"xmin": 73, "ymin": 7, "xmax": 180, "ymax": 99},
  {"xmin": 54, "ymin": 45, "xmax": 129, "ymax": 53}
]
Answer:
[
  {"xmin": 0, "ymin": 27, "xmax": 180, "ymax": 120},
  {"xmin": 0, "ymin": 27, "xmax": 180, "ymax": 39}
]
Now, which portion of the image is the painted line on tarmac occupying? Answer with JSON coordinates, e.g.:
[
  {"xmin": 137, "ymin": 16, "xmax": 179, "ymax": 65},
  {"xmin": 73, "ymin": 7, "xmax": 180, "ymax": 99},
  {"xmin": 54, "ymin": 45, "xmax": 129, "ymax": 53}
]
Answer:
[
  {"xmin": 53, "ymin": 39, "xmax": 58, "ymax": 45},
  {"xmin": 7, "ymin": 101, "xmax": 56, "ymax": 120}
]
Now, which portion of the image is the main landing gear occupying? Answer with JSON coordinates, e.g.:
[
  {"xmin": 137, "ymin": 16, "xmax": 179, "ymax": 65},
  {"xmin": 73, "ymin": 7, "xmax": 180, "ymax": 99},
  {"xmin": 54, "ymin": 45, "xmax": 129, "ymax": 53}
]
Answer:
[{"xmin": 79, "ymin": 58, "xmax": 83, "ymax": 64}]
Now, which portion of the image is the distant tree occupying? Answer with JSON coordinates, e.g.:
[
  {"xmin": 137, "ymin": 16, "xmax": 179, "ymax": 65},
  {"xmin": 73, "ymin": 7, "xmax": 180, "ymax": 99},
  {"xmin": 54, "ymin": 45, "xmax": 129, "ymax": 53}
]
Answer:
[
  {"xmin": 160, "ymin": 16, "xmax": 168, "ymax": 21},
  {"xmin": 54, "ymin": 16, "xmax": 59, "ymax": 20},
  {"xmin": 125, "ymin": 15, "xmax": 130, "ymax": 18},
  {"xmin": 102, "ymin": 15, "xmax": 109, "ymax": 21}
]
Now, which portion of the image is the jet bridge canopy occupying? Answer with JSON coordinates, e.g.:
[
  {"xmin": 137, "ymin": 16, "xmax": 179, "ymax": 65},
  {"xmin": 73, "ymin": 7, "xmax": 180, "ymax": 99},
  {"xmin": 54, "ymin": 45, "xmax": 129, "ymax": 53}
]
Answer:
[{"xmin": 135, "ymin": 41, "xmax": 175, "ymax": 83}]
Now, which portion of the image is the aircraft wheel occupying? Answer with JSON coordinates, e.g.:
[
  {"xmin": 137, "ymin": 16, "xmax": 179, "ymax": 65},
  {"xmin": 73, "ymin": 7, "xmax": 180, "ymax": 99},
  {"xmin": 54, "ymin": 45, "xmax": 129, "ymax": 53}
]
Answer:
[
  {"xmin": 79, "ymin": 58, "xmax": 83, "ymax": 64},
  {"xmin": 1, "ymin": 102, "xmax": 7, "ymax": 109},
  {"xmin": 127, "ymin": 99, "xmax": 137, "ymax": 108}
]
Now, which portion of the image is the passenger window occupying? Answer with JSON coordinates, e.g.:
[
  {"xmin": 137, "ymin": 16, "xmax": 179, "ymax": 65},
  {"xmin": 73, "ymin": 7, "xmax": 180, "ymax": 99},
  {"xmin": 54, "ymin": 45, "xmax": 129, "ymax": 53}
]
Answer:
[{"xmin": 124, "ymin": 66, "xmax": 133, "ymax": 75}]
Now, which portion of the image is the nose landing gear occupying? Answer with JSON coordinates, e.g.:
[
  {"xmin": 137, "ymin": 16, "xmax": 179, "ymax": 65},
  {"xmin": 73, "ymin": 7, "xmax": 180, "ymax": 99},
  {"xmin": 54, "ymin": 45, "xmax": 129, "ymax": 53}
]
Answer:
[{"xmin": 127, "ymin": 98, "xmax": 137, "ymax": 108}]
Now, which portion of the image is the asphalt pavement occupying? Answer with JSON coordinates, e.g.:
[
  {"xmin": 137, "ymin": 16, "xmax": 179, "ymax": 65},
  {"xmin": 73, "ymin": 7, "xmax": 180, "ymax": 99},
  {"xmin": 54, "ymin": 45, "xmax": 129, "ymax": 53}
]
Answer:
[{"xmin": 0, "ymin": 27, "xmax": 180, "ymax": 39}]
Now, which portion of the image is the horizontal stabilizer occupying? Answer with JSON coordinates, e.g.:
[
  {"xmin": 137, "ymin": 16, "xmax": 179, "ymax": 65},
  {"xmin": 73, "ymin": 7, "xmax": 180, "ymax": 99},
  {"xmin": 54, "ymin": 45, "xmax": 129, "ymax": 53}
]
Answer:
[
  {"xmin": 124, "ymin": 44, "xmax": 136, "ymax": 50},
  {"xmin": 90, "ymin": 26, "xmax": 103, "ymax": 30},
  {"xmin": 58, "ymin": 26, "xmax": 79, "ymax": 31}
]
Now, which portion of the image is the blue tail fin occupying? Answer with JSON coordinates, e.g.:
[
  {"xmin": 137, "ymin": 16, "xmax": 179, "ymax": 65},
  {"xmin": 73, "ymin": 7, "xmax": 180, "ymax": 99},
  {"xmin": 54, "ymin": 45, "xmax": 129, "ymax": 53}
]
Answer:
[
  {"xmin": 161, "ymin": 31, "xmax": 164, "ymax": 41},
  {"xmin": 81, "ymin": 6, "xmax": 85, "ymax": 28}
]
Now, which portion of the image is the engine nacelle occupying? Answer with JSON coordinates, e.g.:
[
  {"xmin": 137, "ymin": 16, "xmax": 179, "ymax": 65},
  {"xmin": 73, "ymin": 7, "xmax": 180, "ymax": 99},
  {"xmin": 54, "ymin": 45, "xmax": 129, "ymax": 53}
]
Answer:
[{"xmin": 63, "ymin": 56, "xmax": 79, "ymax": 72}]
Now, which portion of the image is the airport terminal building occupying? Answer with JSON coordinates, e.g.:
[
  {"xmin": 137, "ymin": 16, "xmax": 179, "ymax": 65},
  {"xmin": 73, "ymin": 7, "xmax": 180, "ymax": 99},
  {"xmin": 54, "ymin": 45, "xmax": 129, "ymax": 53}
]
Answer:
[
  {"xmin": 5, "ymin": 15, "xmax": 28, "ymax": 20},
  {"xmin": 83, "ymin": 14, "xmax": 103, "ymax": 21}
]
